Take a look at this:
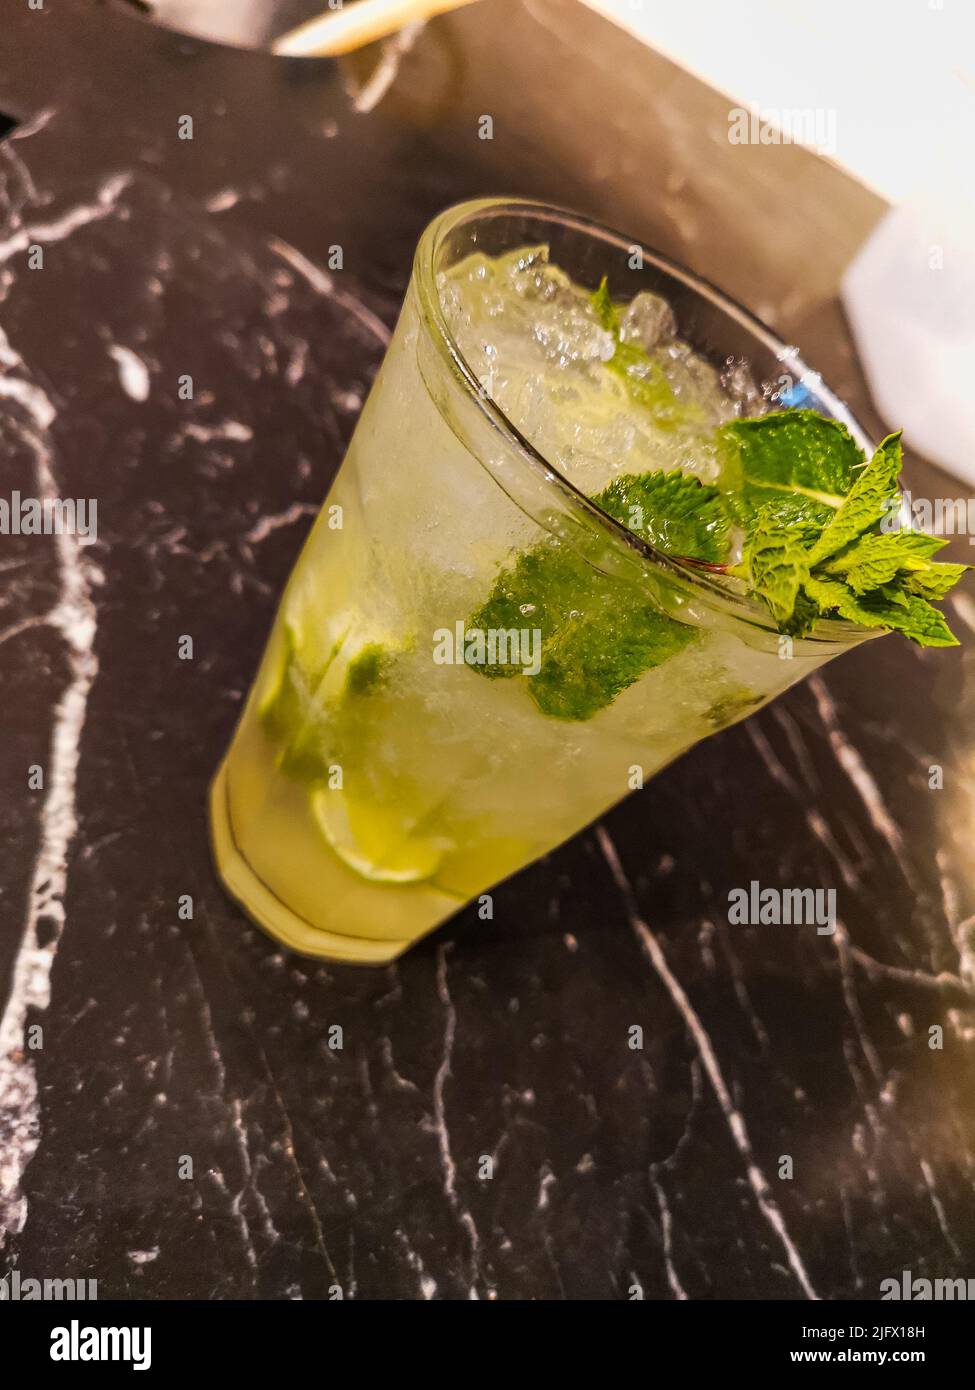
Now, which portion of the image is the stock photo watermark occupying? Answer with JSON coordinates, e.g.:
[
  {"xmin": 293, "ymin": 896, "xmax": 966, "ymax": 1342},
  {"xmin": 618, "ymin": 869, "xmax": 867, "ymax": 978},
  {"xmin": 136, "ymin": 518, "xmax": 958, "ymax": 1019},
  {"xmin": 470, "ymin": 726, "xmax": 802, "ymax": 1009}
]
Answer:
[
  {"xmin": 881, "ymin": 1270, "xmax": 975, "ymax": 1300},
  {"xmin": 728, "ymin": 103, "xmax": 838, "ymax": 157},
  {"xmin": 728, "ymin": 881, "xmax": 837, "ymax": 935},
  {"xmin": 0, "ymin": 1268, "xmax": 97, "ymax": 1300},
  {"xmin": 884, "ymin": 491, "xmax": 975, "ymax": 544},
  {"xmin": 433, "ymin": 621, "xmax": 542, "ymax": 676},
  {"xmin": 0, "ymin": 490, "xmax": 97, "ymax": 541},
  {"xmin": 49, "ymin": 1321, "xmax": 151, "ymax": 1371}
]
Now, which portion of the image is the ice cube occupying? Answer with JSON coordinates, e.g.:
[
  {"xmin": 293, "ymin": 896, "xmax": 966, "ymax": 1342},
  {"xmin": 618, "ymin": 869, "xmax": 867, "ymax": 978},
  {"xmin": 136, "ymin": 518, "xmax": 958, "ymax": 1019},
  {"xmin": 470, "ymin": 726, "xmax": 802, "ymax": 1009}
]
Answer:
[
  {"xmin": 720, "ymin": 357, "xmax": 764, "ymax": 417},
  {"xmin": 618, "ymin": 292, "xmax": 676, "ymax": 352},
  {"xmin": 531, "ymin": 305, "xmax": 615, "ymax": 366}
]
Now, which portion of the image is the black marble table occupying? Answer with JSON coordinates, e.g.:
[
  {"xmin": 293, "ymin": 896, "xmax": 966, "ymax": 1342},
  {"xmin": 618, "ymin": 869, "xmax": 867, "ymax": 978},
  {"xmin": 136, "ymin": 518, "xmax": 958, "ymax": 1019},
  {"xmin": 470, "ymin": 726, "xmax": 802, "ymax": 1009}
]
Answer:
[{"xmin": 0, "ymin": 0, "xmax": 973, "ymax": 1301}]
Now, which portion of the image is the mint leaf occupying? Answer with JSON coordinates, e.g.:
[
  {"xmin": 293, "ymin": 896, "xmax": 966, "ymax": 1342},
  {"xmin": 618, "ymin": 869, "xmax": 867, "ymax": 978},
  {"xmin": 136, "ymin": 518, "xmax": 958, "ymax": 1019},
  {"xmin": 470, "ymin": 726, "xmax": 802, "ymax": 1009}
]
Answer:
[
  {"xmin": 596, "ymin": 469, "xmax": 730, "ymax": 564},
  {"xmin": 608, "ymin": 339, "xmax": 685, "ymax": 420},
  {"xmin": 528, "ymin": 586, "xmax": 696, "ymax": 720},
  {"xmin": 737, "ymin": 506, "xmax": 810, "ymax": 623},
  {"xmin": 590, "ymin": 276, "xmax": 617, "ymax": 332},
  {"xmin": 823, "ymin": 529, "xmax": 945, "ymax": 592},
  {"xmin": 781, "ymin": 587, "xmax": 823, "ymax": 640},
  {"xmin": 466, "ymin": 458, "xmax": 736, "ymax": 721},
  {"xmin": 467, "ymin": 536, "xmax": 696, "ymax": 721},
  {"xmin": 807, "ymin": 432, "xmax": 903, "ymax": 564},
  {"xmin": 344, "ymin": 642, "xmax": 392, "ymax": 696},
  {"xmin": 905, "ymin": 562, "xmax": 970, "ymax": 600},
  {"xmin": 717, "ymin": 409, "xmax": 862, "ymax": 530},
  {"xmin": 261, "ymin": 629, "xmax": 400, "ymax": 779},
  {"xmin": 803, "ymin": 574, "xmax": 959, "ymax": 646},
  {"xmin": 873, "ymin": 582, "xmax": 911, "ymax": 609}
]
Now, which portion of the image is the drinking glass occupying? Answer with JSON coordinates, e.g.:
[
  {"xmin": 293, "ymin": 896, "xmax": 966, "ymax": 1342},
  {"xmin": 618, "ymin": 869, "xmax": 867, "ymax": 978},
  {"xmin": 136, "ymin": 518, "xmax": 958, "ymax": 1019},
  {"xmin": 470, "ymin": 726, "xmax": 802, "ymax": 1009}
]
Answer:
[{"xmin": 210, "ymin": 198, "xmax": 870, "ymax": 962}]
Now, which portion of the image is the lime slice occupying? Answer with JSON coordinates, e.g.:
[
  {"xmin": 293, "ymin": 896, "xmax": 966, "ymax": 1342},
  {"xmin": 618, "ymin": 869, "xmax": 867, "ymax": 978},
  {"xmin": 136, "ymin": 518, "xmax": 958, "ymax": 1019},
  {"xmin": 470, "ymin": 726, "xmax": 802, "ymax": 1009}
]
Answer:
[{"xmin": 311, "ymin": 790, "xmax": 446, "ymax": 884}]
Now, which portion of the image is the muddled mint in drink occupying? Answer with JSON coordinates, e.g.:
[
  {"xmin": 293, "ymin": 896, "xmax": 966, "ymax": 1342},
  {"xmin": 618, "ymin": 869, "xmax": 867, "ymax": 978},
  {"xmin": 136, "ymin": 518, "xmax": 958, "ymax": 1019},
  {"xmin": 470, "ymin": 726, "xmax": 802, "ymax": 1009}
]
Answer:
[
  {"xmin": 468, "ymin": 539, "xmax": 698, "ymax": 721},
  {"xmin": 468, "ymin": 469, "xmax": 730, "ymax": 721}
]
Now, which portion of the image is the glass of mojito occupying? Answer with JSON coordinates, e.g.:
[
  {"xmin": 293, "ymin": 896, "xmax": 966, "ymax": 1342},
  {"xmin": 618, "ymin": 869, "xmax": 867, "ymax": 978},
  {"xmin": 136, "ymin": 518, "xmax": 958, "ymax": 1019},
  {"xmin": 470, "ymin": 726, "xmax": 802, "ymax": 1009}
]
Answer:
[{"xmin": 210, "ymin": 199, "xmax": 966, "ymax": 963}]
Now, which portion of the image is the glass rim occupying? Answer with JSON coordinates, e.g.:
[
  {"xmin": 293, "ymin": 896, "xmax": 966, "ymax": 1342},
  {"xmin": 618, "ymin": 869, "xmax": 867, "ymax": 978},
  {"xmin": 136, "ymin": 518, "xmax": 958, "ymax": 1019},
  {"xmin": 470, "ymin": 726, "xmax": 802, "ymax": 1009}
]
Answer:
[{"xmin": 413, "ymin": 196, "xmax": 875, "ymax": 647}]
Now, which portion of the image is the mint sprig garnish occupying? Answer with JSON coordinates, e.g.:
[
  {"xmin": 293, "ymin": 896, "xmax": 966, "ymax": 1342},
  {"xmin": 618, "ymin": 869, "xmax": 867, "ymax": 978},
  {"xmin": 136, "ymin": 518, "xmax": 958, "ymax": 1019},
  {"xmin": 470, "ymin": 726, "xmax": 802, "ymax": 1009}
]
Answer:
[{"xmin": 725, "ymin": 419, "xmax": 968, "ymax": 644}]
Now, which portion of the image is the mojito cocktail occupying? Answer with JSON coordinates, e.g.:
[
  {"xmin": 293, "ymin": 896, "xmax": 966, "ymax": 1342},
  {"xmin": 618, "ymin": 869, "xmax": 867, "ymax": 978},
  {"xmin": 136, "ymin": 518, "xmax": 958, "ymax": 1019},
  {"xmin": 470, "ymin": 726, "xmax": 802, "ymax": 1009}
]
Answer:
[{"xmin": 210, "ymin": 200, "xmax": 966, "ymax": 962}]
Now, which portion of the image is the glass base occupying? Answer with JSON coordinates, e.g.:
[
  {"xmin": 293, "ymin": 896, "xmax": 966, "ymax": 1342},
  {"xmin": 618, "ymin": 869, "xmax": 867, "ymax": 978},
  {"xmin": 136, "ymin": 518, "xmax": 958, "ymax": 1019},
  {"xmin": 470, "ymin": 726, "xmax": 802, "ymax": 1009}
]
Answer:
[{"xmin": 209, "ymin": 760, "xmax": 417, "ymax": 964}]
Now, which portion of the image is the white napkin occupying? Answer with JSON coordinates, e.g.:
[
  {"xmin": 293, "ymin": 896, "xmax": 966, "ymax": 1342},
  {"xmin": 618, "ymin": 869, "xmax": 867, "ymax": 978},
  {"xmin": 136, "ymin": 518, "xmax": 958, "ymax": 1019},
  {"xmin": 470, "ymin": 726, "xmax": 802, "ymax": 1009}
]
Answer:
[{"xmin": 842, "ymin": 196, "xmax": 975, "ymax": 485}]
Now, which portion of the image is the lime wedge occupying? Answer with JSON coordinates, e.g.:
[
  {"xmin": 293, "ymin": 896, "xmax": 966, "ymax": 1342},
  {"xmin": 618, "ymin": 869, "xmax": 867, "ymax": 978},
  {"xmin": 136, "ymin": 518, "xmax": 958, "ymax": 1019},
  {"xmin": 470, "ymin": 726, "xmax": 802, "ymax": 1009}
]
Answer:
[{"xmin": 311, "ymin": 790, "xmax": 446, "ymax": 884}]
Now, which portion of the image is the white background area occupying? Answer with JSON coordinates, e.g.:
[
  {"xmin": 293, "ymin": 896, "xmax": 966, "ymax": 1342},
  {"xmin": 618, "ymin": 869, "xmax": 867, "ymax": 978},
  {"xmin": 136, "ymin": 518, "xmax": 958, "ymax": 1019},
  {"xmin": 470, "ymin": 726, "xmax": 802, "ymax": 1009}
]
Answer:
[{"xmin": 585, "ymin": 0, "xmax": 975, "ymax": 208}]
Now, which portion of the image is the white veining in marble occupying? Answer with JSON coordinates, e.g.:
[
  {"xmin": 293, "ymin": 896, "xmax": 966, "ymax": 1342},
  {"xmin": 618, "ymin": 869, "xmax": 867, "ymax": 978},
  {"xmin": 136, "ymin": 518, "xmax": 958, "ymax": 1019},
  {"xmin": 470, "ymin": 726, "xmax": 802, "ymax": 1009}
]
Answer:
[{"xmin": 0, "ymin": 323, "xmax": 101, "ymax": 1237}]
